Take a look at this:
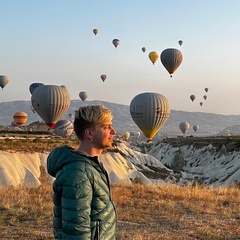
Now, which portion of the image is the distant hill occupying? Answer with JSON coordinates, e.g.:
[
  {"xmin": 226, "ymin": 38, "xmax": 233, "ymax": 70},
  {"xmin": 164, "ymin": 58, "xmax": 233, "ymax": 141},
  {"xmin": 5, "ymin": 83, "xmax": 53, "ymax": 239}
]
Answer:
[{"xmin": 1, "ymin": 99, "xmax": 240, "ymax": 136}]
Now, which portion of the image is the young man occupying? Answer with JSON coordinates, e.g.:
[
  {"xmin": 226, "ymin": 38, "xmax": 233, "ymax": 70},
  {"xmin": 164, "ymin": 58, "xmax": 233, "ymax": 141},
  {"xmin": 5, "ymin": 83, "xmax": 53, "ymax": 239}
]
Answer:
[{"xmin": 47, "ymin": 105, "xmax": 117, "ymax": 239}]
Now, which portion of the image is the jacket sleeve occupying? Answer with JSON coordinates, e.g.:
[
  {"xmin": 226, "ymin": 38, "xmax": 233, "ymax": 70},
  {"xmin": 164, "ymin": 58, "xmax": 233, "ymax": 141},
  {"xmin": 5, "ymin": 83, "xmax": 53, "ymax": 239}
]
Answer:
[{"xmin": 57, "ymin": 168, "xmax": 93, "ymax": 239}]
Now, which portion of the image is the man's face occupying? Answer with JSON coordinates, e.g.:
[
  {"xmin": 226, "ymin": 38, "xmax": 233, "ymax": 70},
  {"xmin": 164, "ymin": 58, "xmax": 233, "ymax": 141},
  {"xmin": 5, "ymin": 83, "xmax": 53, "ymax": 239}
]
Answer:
[{"xmin": 91, "ymin": 122, "xmax": 116, "ymax": 149}]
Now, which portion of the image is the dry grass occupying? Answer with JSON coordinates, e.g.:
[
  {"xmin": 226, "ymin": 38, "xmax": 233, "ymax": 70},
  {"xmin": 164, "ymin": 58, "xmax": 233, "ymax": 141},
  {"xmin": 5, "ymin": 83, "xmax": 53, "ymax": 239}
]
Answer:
[
  {"xmin": 0, "ymin": 169, "xmax": 239, "ymax": 240},
  {"xmin": 0, "ymin": 137, "xmax": 240, "ymax": 239}
]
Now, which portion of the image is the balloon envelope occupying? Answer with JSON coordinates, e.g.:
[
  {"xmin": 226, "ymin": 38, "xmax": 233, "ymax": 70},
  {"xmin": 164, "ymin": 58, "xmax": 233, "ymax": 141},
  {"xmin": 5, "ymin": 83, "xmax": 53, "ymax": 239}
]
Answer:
[
  {"xmin": 31, "ymin": 85, "xmax": 70, "ymax": 128},
  {"xmin": 142, "ymin": 47, "xmax": 146, "ymax": 53},
  {"xmin": 178, "ymin": 40, "xmax": 183, "ymax": 46},
  {"xmin": 130, "ymin": 92, "xmax": 170, "ymax": 141},
  {"xmin": 190, "ymin": 95, "xmax": 196, "ymax": 102},
  {"xmin": 148, "ymin": 51, "xmax": 159, "ymax": 64},
  {"xmin": 205, "ymin": 88, "xmax": 209, "ymax": 93},
  {"xmin": 200, "ymin": 102, "xmax": 203, "ymax": 106},
  {"xmin": 122, "ymin": 131, "xmax": 130, "ymax": 141},
  {"xmin": 160, "ymin": 48, "xmax": 183, "ymax": 76},
  {"xmin": 93, "ymin": 28, "xmax": 98, "ymax": 35},
  {"xmin": 0, "ymin": 75, "xmax": 9, "ymax": 89},
  {"xmin": 54, "ymin": 120, "xmax": 73, "ymax": 138},
  {"xmin": 29, "ymin": 83, "xmax": 44, "ymax": 94},
  {"xmin": 112, "ymin": 39, "xmax": 120, "ymax": 48},
  {"xmin": 203, "ymin": 95, "xmax": 207, "ymax": 100},
  {"xmin": 79, "ymin": 91, "xmax": 88, "ymax": 101},
  {"xmin": 13, "ymin": 112, "xmax": 28, "ymax": 127},
  {"xmin": 179, "ymin": 122, "xmax": 190, "ymax": 134},
  {"xmin": 100, "ymin": 74, "xmax": 107, "ymax": 82},
  {"xmin": 193, "ymin": 125, "xmax": 199, "ymax": 132}
]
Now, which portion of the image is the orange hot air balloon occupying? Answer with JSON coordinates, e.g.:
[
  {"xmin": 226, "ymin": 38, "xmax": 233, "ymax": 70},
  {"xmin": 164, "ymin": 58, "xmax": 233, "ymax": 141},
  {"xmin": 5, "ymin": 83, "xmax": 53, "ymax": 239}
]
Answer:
[
  {"xmin": 148, "ymin": 51, "xmax": 159, "ymax": 65},
  {"xmin": 13, "ymin": 112, "xmax": 28, "ymax": 127}
]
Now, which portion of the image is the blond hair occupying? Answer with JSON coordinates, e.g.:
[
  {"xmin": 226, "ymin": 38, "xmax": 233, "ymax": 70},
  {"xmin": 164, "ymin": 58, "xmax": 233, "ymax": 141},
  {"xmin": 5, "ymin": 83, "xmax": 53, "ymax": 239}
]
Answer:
[{"xmin": 74, "ymin": 105, "xmax": 113, "ymax": 140}]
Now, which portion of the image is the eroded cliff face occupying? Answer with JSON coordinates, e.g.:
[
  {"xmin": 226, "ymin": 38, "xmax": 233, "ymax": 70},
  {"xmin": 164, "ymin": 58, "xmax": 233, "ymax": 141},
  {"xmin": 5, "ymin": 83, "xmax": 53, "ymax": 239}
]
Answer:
[{"xmin": 1, "ymin": 141, "xmax": 239, "ymax": 188}]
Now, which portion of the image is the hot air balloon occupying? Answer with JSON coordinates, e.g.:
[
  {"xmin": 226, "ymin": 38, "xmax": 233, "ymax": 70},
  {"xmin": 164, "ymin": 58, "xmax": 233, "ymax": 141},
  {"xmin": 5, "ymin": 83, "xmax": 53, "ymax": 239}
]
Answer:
[
  {"xmin": 112, "ymin": 39, "xmax": 120, "ymax": 48},
  {"xmin": 68, "ymin": 113, "xmax": 74, "ymax": 122},
  {"xmin": 100, "ymin": 74, "xmax": 107, "ymax": 82},
  {"xmin": 29, "ymin": 83, "xmax": 44, "ymax": 94},
  {"xmin": 200, "ymin": 102, "xmax": 203, "ymax": 106},
  {"xmin": 13, "ymin": 112, "xmax": 28, "ymax": 127},
  {"xmin": 203, "ymin": 95, "xmax": 207, "ymax": 100},
  {"xmin": 93, "ymin": 28, "xmax": 98, "ymax": 35},
  {"xmin": 130, "ymin": 92, "xmax": 170, "ymax": 141},
  {"xmin": 179, "ymin": 122, "xmax": 190, "ymax": 134},
  {"xmin": 142, "ymin": 47, "xmax": 146, "ymax": 53},
  {"xmin": 190, "ymin": 95, "xmax": 196, "ymax": 102},
  {"xmin": 0, "ymin": 75, "xmax": 9, "ymax": 89},
  {"xmin": 148, "ymin": 51, "xmax": 159, "ymax": 65},
  {"xmin": 135, "ymin": 131, "xmax": 141, "ymax": 138},
  {"xmin": 54, "ymin": 120, "xmax": 73, "ymax": 138},
  {"xmin": 31, "ymin": 85, "xmax": 70, "ymax": 129},
  {"xmin": 79, "ymin": 91, "xmax": 88, "ymax": 101},
  {"xmin": 193, "ymin": 125, "xmax": 199, "ymax": 133},
  {"xmin": 122, "ymin": 131, "xmax": 130, "ymax": 141},
  {"xmin": 160, "ymin": 48, "xmax": 183, "ymax": 77},
  {"xmin": 178, "ymin": 40, "xmax": 183, "ymax": 46},
  {"xmin": 205, "ymin": 88, "xmax": 209, "ymax": 93}
]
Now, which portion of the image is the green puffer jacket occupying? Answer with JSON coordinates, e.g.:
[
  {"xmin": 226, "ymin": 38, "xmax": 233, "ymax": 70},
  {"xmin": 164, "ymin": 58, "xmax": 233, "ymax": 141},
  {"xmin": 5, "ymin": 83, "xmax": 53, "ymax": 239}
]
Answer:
[{"xmin": 47, "ymin": 145, "xmax": 117, "ymax": 240}]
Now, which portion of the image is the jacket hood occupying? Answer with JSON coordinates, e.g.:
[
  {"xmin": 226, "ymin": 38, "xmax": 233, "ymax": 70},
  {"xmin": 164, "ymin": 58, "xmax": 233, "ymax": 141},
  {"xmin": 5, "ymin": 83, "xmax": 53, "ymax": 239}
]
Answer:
[{"xmin": 47, "ymin": 145, "xmax": 88, "ymax": 177}]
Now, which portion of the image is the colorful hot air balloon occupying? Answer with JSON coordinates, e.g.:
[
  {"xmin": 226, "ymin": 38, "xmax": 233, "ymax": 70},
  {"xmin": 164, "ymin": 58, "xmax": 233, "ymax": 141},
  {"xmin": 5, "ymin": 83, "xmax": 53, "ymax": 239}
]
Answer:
[
  {"xmin": 93, "ymin": 28, "xmax": 98, "ymax": 35},
  {"xmin": 0, "ymin": 75, "xmax": 9, "ymax": 90},
  {"xmin": 79, "ymin": 91, "xmax": 88, "ymax": 101},
  {"xmin": 205, "ymin": 88, "xmax": 209, "ymax": 93},
  {"xmin": 203, "ymin": 95, "xmax": 207, "ymax": 100},
  {"xmin": 100, "ymin": 74, "xmax": 107, "ymax": 82},
  {"xmin": 142, "ymin": 47, "xmax": 146, "ymax": 53},
  {"xmin": 148, "ymin": 51, "xmax": 159, "ymax": 65},
  {"xmin": 160, "ymin": 48, "xmax": 183, "ymax": 77},
  {"xmin": 13, "ymin": 111, "xmax": 28, "ymax": 127},
  {"xmin": 190, "ymin": 95, "xmax": 196, "ymax": 102},
  {"xmin": 31, "ymin": 85, "xmax": 70, "ymax": 129},
  {"xmin": 178, "ymin": 40, "xmax": 183, "ymax": 46},
  {"xmin": 193, "ymin": 125, "xmax": 199, "ymax": 133},
  {"xmin": 112, "ymin": 39, "xmax": 120, "ymax": 48},
  {"xmin": 179, "ymin": 122, "xmax": 190, "ymax": 134},
  {"xmin": 54, "ymin": 120, "xmax": 73, "ymax": 138},
  {"xmin": 29, "ymin": 83, "xmax": 44, "ymax": 94},
  {"xmin": 130, "ymin": 92, "xmax": 170, "ymax": 141}
]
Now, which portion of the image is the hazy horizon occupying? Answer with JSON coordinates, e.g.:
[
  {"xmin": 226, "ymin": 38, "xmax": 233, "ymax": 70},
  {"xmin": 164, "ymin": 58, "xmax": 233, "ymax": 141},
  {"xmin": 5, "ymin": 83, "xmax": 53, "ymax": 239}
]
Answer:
[{"xmin": 0, "ymin": 1, "xmax": 240, "ymax": 115}]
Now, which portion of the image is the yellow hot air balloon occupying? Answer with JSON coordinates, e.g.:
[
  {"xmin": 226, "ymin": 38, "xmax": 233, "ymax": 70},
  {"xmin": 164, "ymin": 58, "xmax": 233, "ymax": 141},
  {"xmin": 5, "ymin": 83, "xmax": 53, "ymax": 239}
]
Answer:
[
  {"xmin": 93, "ymin": 28, "xmax": 98, "ymax": 35},
  {"xmin": 130, "ymin": 92, "xmax": 170, "ymax": 141},
  {"xmin": 122, "ymin": 131, "xmax": 130, "ymax": 141},
  {"xmin": 179, "ymin": 122, "xmax": 190, "ymax": 134},
  {"xmin": 13, "ymin": 111, "xmax": 28, "ymax": 127},
  {"xmin": 148, "ymin": 51, "xmax": 159, "ymax": 65},
  {"xmin": 31, "ymin": 85, "xmax": 70, "ymax": 129},
  {"xmin": 0, "ymin": 75, "xmax": 9, "ymax": 89},
  {"xmin": 160, "ymin": 48, "xmax": 183, "ymax": 77},
  {"xmin": 54, "ymin": 119, "xmax": 73, "ymax": 138}
]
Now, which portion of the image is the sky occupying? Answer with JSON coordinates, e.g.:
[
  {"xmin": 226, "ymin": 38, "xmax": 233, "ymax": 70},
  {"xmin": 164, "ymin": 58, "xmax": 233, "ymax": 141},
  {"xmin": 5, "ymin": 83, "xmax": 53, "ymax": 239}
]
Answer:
[{"xmin": 0, "ymin": 1, "xmax": 240, "ymax": 115}]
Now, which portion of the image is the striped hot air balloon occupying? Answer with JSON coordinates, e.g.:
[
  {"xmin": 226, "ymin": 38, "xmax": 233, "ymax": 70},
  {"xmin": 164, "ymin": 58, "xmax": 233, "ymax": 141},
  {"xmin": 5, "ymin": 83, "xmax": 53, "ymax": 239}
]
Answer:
[
  {"xmin": 31, "ymin": 85, "xmax": 70, "ymax": 128},
  {"xmin": 160, "ymin": 48, "xmax": 183, "ymax": 77},
  {"xmin": 54, "ymin": 120, "xmax": 73, "ymax": 138},
  {"xmin": 13, "ymin": 112, "xmax": 28, "ymax": 127},
  {"xmin": 130, "ymin": 92, "xmax": 170, "ymax": 142}
]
